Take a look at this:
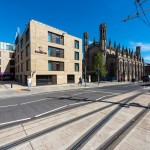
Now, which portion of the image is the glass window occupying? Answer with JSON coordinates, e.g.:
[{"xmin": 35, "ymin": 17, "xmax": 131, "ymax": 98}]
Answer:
[
  {"xmin": 21, "ymin": 38, "xmax": 24, "ymax": 48},
  {"xmin": 75, "ymin": 52, "xmax": 79, "ymax": 60},
  {"xmin": 75, "ymin": 40, "xmax": 79, "ymax": 49},
  {"xmin": 56, "ymin": 35, "xmax": 60, "ymax": 44},
  {"xmin": 0, "ymin": 67, "xmax": 1, "ymax": 72},
  {"xmin": 75, "ymin": 63, "xmax": 79, "ymax": 72},
  {"xmin": 10, "ymin": 60, "xmax": 15, "ymax": 66},
  {"xmin": 26, "ymin": 59, "xmax": 30, "ymax": 71},
  {"xmin": 26, "ymin": 28, "xmax": 30, "ymax": 42},
  {"xmin": 56, "ymin": 48, "xmax": 60, "ymax": 57},
  {"xmin": 18, "ymin": 65, "xmax": 20, "ymax": 72},
  {"xmin": 48, "ymin": 32, "xmax": 52, "ymax": 42},
  {"xmin": 56, "ymin": 62, "xmax": 60, "ymax": 71},
  {"xmin": 48, "ymin": 47, "xmax": 52, "ymax": 56},
  {"xmin": 18, "ymin": 55, "xmax": 19, "ymax": 62},
  {"xmin": 48, "ymin": 61, "xmax": 52, "ymax": 71},
  {"xmin": 0, "ymin": 59, "xmax": 1, "ymax": 65},
  {"xmin": 26, "ymin": 45, "xmax": 30, "ymax": 57},
  {"xmin": 21, "ymin": 63, "xmax": 23, "ymax": 72},
  {"xmin": 9, "ymin": 53, "xmax": 14, "ymax": 58},
  {"xmin": 21, "ymin": 51, "xmax": 23, "ymax": 60},
  {"xmin": 0, "ymin": 51, "xmax": 1, "ymax": 57}
]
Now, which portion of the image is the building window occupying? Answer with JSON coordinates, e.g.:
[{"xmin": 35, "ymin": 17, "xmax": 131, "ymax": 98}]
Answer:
[
  {"xmin": 26, "ymin": 44, "xmax": 30, "ymax": 57},
  {"xmin": 18, "ymin": 55, "xmax": 19, "ymax": 62},
  {"xmin": 9, "ymin": 60, "xmax": 15, "ymax": 66},
  {"xmin": 0, "ymin": 67, "xmax": 1, "ymax": 72},
  {"xmin": 56, "ymin": 35, "xmax": 60, "ymax": 44},
  {"xmin": 56, "ymin": 48, "xmax": 60, "ymax": 57},
  {"xmin": 48, "ymin": 61, "xmax": 52, "ymax": 71},
  {"xmin": 48, "ymin": 46, "xmax": 64, "ymax": 58},
  {"xmin": 48, "ymin": 32, "xmax": 64, "ymax": 45},
  {"xmin": 9, "ymin": 53, "xmax": 14, "ymax": 58},
  {"xmin": 75, "ymin": 40, "xmax": 79, "ymax": 49},
  {"xmin": 21, "ymin": 38, "xmax": 24, "ymax": 48},
  {"xmin": 48, "ymin": 61, "xmax": 64, "ymax": 71},
  {"xmin": 48, "ymin": 32, "xmax": 52, "ymax": 42},
  {"xmin": 26, "ymin": 28, "xmax": 30, "ymax": 42},
  {"xmin": 0, "ymin": 51, "xmax": 1, "ymax": 57},
  {"xmin": 26, "ymin": 59, "xmax": 30, "ymax": 71},
  {"xmin": 0, "ymin": 59, "xmax": 1, "ymax": 65},
  {"xmin": 10, "ymin": 67, "xmax": 15, "ymax": 74},
  {"xmin": 18, "ymin": 65, "xmax": 20, "ymax": 72},
  {"xmin": 21, "ymin": 51, "xmax": 23, "ymax": 60},
  {"xmin": 75, "ymin": 52, "xmax": 79, "ymax": 60},
  {"xmin": 21, "ymin": 63, "xmax": 23, "ymax": 72},
  {"xmin": 75, "ymin": 63, "xmax": 79, "ymax": 72},
  {"xmin": 48, "ymin": 47, "xmax": 52, "ymax": 56}
]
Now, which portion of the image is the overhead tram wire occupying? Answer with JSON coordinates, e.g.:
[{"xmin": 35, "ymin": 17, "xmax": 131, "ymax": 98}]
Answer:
[
  {"xmin": 136, "ymin": 0, "xmax": 150, "ymax": 26},
  {"xmin": 122, "ymin": 0, "xmax": 150, "ymax": 27}
]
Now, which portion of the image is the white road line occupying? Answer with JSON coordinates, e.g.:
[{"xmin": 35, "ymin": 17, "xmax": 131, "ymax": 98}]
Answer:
[
  {"xmin": 0, "ymin": 104, "xmax": 18, "ymax": 108},
  {"xmin": 95, "ymin": 94, "xmax": 115, "ymax": 101},
  {"xmin": 20, "ymin": 98, "xmax": 51, "ymax": 105},
  {"xmin": 96, "ymin": 96, "xmax": 107, "ymax": 101},
  {"xmin": 69, "ymin": 101, "xmax": 91, "ymax": 106},
  {"xmin": 0, "ymin": 98, "xmax": 52, "ymax": 108},
  {"xmin": 0, "ymin": 118, "xmax": 31, "ymax": 126},
  {"xmin": 35, "ymin": 105, "xmax": 68, "ymax": 118}
]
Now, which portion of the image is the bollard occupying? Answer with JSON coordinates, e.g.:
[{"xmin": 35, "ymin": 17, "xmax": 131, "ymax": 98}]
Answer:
[{"xmin": 11, "ymin": 83, "xmax": 13, "ymax": 88}]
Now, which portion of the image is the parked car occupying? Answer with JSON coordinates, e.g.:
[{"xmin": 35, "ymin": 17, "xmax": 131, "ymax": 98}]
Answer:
[{"xmin": 143, "ymin": 75, "xmax": 150, "ymax": 82}]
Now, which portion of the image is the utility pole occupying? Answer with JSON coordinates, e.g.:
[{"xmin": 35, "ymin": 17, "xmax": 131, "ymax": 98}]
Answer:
[
  {"xmin": 84, "ymin": 66, "xmax": 86, "ymax": 87},
  {"xmin": 96, "ymin": 68, "xmax": 100, "ymax": 86}
]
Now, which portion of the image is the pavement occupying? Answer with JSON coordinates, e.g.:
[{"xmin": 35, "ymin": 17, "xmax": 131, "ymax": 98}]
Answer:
[{"xmin": 0, "ymin": 81, "xmax": 135, "ymax": 98}]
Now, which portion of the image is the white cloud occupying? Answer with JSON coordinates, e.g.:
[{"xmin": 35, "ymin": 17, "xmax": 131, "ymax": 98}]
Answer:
[
  {"xmin": 129, "ymin": 41, "xmax": 150, "ymax": 52},
  {"xmin": 144, "ymin": 56, "xmax": 150, "ymax": 62}
]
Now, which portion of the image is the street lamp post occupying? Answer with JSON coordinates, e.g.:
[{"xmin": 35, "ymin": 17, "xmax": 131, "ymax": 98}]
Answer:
[
  {"xmin": 84, "ymin": 66, "xmax": 86, "ymax": 87},
  {"xmin": 96, "ymin": 68, "xmax": 100, "ymax": 86}
]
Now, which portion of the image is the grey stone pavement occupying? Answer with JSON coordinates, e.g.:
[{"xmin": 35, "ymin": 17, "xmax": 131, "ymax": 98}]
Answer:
[{"xmin": 0, "ymin": 81, "xmax": 147, "ymax": 99}]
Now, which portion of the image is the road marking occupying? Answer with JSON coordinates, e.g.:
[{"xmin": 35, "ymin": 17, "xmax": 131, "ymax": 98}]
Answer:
[
  {"xmin": 69, "ymin": 101, "xmax": 91, "ymax": 106},
  {"xmin": 0, "ymin": 104, "xmax": 18, "ymax": 108},
  {"xmin": 0, "ymin": 98, "xmax": 52, "ymax": 108},
  {"xmin": 95, "ymin": 94, "xmax": 113, "ymax": 101},
  {"xmin": 35, "ymin": 105, "xmax": 68, "ymax": 117},
  {"xmin": 0, "ymin": 118, "xmax": 31, "ymax": 126},
  {"xmin": 96, "ymin": 96, "xmax": 107, "ymax": 101},
  {"xmin": 20, "ymin": 98, "xmax": 51, "ymax": 105}
]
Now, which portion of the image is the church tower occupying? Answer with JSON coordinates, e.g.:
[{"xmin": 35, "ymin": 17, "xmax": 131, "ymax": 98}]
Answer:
[
  {"xmin": 136, "ymin": 46, "xmax": 141, "ymax": 57},
  {"xmin": 100, "ymin": 23, "xmax": 106, "ymax": 51}
]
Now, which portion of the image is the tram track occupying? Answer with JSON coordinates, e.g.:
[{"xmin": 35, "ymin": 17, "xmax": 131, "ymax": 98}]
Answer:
[
  {"xmin": 67, "ymin": 92, "xmax": 143, "ymax": 150},
  {"xmin": 98, "ymin": 103, "xmax": 150, "ymax": 150},
  {"xmin": 0, "ymin": 92, "xmax": 142, "ymax": 150}
]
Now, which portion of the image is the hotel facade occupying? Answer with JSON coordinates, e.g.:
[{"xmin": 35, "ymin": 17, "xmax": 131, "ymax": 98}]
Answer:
[{"xmin": 15, "ymin": 20, "xmax": 82, "ymax": 86}]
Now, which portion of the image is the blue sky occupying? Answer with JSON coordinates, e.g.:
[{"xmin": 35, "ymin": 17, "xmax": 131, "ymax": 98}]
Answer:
[{"xmin": 0, "ymin": 0, "xmax": 150, "ymax": 63}]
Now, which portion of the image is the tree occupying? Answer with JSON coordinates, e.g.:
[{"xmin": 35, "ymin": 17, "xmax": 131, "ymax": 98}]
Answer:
[{"xmin": 93, "ymin": 52, "xmax": 107, "ymax": 78}]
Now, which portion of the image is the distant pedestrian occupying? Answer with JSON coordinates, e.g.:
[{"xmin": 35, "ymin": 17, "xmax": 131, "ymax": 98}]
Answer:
[
  {"xmin": 78, "ymin": 77, "xmax": 82, "ymax": 86},
  {"xmin": 27, "ymin": 76, "xmax": 32, "ymax": 91}
]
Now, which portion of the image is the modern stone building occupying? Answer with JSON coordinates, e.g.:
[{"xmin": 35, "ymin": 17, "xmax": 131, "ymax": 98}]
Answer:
[
  {"xmin": 15, "ymin": 20, "xmax": 82, "ymax": 86},
  {"xmin": 0, "ymin": 42, "xmax": 15, "ymax": 81},
  {"xmin": 83, "ymin": 24, "xmax": 144, "ymax": 82}
]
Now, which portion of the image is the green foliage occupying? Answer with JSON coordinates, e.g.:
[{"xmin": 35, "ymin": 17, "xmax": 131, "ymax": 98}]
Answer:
[{"xmin": 93, "ymin": 52, "xmax": 107, "ymax": 78}]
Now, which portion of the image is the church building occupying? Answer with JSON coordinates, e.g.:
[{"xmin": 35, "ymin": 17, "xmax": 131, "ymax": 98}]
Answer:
[{"xmin": 83, "ymin": 24, "xmax": 144, "ymax": 82}]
